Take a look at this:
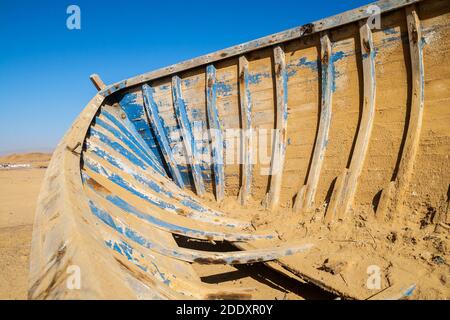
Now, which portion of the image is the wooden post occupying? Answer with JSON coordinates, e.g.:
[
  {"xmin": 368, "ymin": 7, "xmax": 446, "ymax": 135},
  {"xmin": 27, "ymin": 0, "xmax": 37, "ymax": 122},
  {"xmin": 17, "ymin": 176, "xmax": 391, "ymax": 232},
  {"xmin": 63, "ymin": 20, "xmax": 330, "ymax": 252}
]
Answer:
[
  {"xmin": 326, "ymin": 21, "xmax": 376, "ymax": 222},
  {"xmin": 377, "ymin": 5, "xmax": 424, "ymax": 220},
  {"xmin": 142, "ymin": 84, "xmax": 185, "ymax": 188},
  {"xmin": 294, "ymin": 32, "xmax": 333, "ymax": 213},
  {"xmin": 171, "ymin": 75, "xmax": 206, "ymax": 196},
  {"xmin": 265, "ymin": 45, "xmax": 288, "ymax": 210},
  {"xmin": 238, "ymin": 55, "xmax": 253, "ymax": 206},
  {"xmin": 206, "ymin": 65, "xmax": 225, "ymax": 202},
  {"xmin": 90, "ymin": 74, "xmax": 106, "ymax": 91}
]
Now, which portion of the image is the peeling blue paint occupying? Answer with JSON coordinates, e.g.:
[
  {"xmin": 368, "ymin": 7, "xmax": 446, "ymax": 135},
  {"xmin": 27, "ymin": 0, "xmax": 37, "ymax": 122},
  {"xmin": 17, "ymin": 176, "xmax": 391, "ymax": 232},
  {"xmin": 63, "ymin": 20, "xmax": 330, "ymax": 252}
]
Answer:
[
  {"xmin": 206, "ymin": 65, "xmax": 225, "ymax": 201},
  {"xmin": 248, "ymin": 72, "xmax": 270, "ymax": 85},
  {"xmin": 95, "ymin": 117, "xmax": 161, "ymax": 173},
  {"xmin": 142, "ymin": 84, "xmax": 185, "ymax": 188},
  {"xmin": 172, "ymin": 75, "xmax": 206, "ymax": 195},
  {"xmin": 119, "ymin": 92, "xmax": 167, "ymax": 169}
]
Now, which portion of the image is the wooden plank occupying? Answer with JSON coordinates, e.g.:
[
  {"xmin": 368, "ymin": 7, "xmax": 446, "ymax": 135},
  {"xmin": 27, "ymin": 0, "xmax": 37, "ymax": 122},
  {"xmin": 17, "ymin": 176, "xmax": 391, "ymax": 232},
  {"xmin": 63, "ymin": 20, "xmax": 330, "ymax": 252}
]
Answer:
[
  {"xmin": 82, "ymin": 151, "xmax": 274, "ymax": 241},
  {"xmin": 142, "ymin": 84, "xmax": 185, "ymax": 188},
  {"xmin": 238, "ymin": 55, "xmax": 253, "ymax": 206},
  {"xmin": 84, "ymin": 138, "xmax": 251, "ymax": 229},
  {"xmin": 205, "ymin": 65, "xmax": 225, "ymax": 202},
  {"xmin": 86, "ymin": 195, "xmax": 313, "ymax": 265},
  {"xmin": 326, "ymin": 21, "xmax": 376, "ymax": 222},
  {"xmin": 171, "ymin": 75, "xmax": 206, "ymax": 196},
  {"xmin": 377, "ymin": 5, "xmax": 425, "ymax": 220},
  {"xmin": 264, "ymin": 45, "xmax": 288, "ymax": 210},
  {"xmin": 83, "ymin": 152, "xmax": 255, "ymax": 234},
  {"xmin": 89, "ymin": 74, "xmax": 106, "ymax": 91},
  {"xmin": 83, "ymin": 177, "xmax": 271, "ymax": 243},
  {"xmin": 294, "ymin": 32, "xmax": 333, "ymax": 213},
  {"xmin": 100, "ymin": 0, "xmax": 422, "ymax": 96}
]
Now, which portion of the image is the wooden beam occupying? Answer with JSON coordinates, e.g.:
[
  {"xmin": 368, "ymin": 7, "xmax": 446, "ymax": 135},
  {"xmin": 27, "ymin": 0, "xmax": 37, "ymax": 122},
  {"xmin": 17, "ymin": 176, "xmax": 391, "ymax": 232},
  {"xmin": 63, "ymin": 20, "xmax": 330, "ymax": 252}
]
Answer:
[
  {"xmin": 88, "ymin": 196, "xmax": 313, "ymax": 265},
  {"xmin": 83, "ymin": 175, "xmax": 272, "ymax": 243},
  {"xmin": 377, "ymin": 5, "xmax": 425, "ymax": 220},
  {"xmin": 294, "ymin": 32, "xmax": 333, "ymax": 213},
  {"xmin": 142, "ymin": 84, "xmax": 185, "ymax": 188},
  {"xmin": 264, "ymin": 45, "xmax": 288, "ymax": 211},
  {"xmin": 326, "ymin": 21, "xmax": 376, "ymax": 222},
  {"xmin": 90, "ymin": 74, "xmax": 106, "ymax": 91},
  {"xmin": 171, "ymin": 75, "xmax": 206, "ymax": 196},
  {"xmin": 99, "ymin": 0, "xmax": 422, "ymax": 96},
  {"xmin": 205, "ymin": 65, "xmax": 225, "ymax": 202},
  {"xmin": 238, "ymin": 55, "xmax": 253, "ymax": 206}
]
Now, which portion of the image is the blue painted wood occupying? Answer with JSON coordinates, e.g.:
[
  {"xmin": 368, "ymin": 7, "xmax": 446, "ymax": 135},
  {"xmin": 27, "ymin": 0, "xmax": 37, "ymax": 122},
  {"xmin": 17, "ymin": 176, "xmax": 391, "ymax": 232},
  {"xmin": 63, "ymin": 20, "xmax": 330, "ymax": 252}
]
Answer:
[
  {"xmin": 84, "ymin": 154, "xmax": 223, "ymax": 227},
  {"xmin": 294, "ymin": 32, "xmax": 333, "ymax": 212},
  {"xmin": 88, "ymin": 198, "xmax": 311, "ymax": 264},
  {"xmin": 142, "ymin": 84, "xmax": 185, "ymax": 188},
  {"xmin": 171, "ymin": 75, "xmax": 206, "ymax": 195},
  {"xmin": 95, "ymin": 116, "xmax": 161, "ymax": 174},
  {"xmin": 265, "ymin": 46, "xmax": 288, "ymax": 210},
  {"xmin": 89, "ymin": 127, "xmax": 161, "ymax": 173},
  {"xmin": 118, "ymin": 92, "xmax": 167, "ymax": 171},
  {"xmin": 206, "ymin": 65, "xmax": 225, "ymax": 202},
  {"xmin": 238, "ymin": 56, "xmax": 254, "ymax": 206},
  {"xmin": 83, "ymin": 146, "xmax": 250, "ymax": 228},
  {"xmin": 84, "ymin": 180, "xmax": 272, "ymax": 242},
  {"xmin": 101, "ymin": 110, "xmax": 155, "ymax": 158}
]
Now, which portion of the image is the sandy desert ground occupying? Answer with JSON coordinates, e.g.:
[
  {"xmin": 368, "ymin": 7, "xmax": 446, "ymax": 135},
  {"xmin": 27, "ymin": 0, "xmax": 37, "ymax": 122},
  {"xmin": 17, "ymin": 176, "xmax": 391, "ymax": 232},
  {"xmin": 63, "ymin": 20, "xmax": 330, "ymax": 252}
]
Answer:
[{"xmin": 0, "ymin": 153, "xmax": 51, "ymax": 299}]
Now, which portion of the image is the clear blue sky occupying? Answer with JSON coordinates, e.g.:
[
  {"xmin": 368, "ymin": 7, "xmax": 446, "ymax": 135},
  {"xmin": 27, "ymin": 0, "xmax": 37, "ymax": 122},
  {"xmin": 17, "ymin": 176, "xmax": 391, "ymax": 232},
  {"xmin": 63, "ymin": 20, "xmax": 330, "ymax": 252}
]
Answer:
[{"xmin": 0, "ymin": 0, "xmax": 370, "ymax": 154}]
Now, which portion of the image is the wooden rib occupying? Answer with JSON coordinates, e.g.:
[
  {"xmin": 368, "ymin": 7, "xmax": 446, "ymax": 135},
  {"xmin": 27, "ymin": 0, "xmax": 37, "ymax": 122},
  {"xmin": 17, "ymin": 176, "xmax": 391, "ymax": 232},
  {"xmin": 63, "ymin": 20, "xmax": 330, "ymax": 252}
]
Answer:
[
  {"xmin": 83, "ymin": 177, "xmax": 268, "ymax": 242},
  {"xmin": 377, "ymin": 5, "xmax": 425, "ymax": 220},
  {"xmin": 99, "ymin": 0, "xmax": 421, "ymax": 96},
  {"xmin": 171, "ymin": 75, "xmax": 206, "ymax": 196},
  {"xmin": 142, "ymin": 84, "xmax": 185, "ymax": 188},
  {"xmin": 294, "ymin": 32, "xmax": 333, "ymax": 213},
  {"xmin": 82, "ymin": 142, "xmax": 257, "ymax": 232},
  {"xmin": 238, "ymin": 55, "xmax": 253, "ymax": 206},
  {"xmin": 84, "ymin": 138, "xmax": 251, "ymax": 228},
  {"xmin": 326, "ymin": 21, "xmax": 376, "ymax": 222},
  {"xmin": 89, "ymin": 74, "xmax": 106, "ymax": 91},
  {"xmin": 206, "ymin": 65, "xmax": 225, "ymax": 202},
  {"xmin": 264, "ymin": 45, "xmax": 288, "ymax": 211},
  {"xmin": 87, "ymin": 194, "xmax": 313, "ymax": 265}
]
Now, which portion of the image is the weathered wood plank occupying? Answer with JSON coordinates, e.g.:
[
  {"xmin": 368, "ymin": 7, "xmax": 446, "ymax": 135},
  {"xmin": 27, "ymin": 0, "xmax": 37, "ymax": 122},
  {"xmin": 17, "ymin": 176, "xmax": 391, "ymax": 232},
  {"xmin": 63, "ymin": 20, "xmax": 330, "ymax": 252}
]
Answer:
[
  {"xmin": 87, "ymin": 196, "xmax": 313, "ymax": 265},
  {"xmin": 264, "ymin": 45, "xmax": 288, "ymax": 210},
  {"xmin": 377, "ymin": 5, "xmax": 425, "ymax": 220},
  {"xmin": 142, "ymin": 84, "xmax": 185, "ymax": 188},
  {"xmin": 326, "ymin": 21, "xmax": 376, "ymax": 222},
  {"xmin": 238, "ymin": 55, "xmax": 253, "ymax": 206},
  {"xmin": 84, "ymin": 138, "xmax": 251, "ymax": 229},
  {"xmin": 83, "ymin": 176, "xmax": 272, "ymax": 242},
  {"xmin": 100, "ymin": 0, "xmax": 422, "ymax": 96},
  {"xmin": 294, "ymin": 32, "xmax": 333, "ymax": 213},
  {"xmin": 82, "ymin": 151, "xmax": 273, "ymax": 240},
  {"xmin": 205, "ymin": 65, "xmax": 225, "ymax": 202},
  {"xmin": 171, "ymin": 75, "xmax": 206, "ymax": 196},
  {"xmin": 90, "ymin": 74, "xmax": 106, "ymax": 91}
]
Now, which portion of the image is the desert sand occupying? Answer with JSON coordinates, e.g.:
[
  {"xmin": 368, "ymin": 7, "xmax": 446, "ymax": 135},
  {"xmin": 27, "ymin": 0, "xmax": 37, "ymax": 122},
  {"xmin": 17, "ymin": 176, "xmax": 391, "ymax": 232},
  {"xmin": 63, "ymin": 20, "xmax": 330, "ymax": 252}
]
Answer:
[{"xmin": 0, "ymin": 153, "xmax": 51, "ymax": 299}]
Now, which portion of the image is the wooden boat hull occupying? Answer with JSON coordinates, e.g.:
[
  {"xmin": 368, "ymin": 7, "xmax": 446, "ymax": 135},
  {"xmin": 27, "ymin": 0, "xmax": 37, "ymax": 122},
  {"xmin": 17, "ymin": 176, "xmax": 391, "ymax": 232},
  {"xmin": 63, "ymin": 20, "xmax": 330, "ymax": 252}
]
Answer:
[{"xmin": 30, "ymin": 0, "xmax": 450, "ymax": 299}]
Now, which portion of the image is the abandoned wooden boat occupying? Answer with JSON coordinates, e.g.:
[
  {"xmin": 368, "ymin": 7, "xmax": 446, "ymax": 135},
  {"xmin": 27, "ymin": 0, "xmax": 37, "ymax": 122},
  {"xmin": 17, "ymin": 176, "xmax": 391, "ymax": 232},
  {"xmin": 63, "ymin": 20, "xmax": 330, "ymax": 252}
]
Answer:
[{"xmin": 29, "ymin": 0, "xmax": 450, "ymax": 299}]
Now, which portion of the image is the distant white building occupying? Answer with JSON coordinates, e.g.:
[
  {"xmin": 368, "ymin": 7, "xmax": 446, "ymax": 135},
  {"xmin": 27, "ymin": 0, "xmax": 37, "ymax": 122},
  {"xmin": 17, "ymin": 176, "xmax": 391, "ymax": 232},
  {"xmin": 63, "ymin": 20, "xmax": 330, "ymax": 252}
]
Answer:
[{"xmin": 0, "ymin": 163, "xmax": 31, "ymax": 169}]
